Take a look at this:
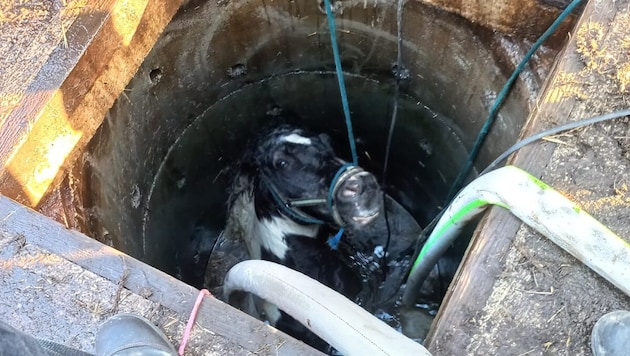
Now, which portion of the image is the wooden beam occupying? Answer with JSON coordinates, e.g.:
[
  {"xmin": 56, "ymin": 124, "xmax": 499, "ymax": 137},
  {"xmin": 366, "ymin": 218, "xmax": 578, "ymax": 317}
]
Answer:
[
  {"xmin": 0, "ymin": 0, "xmax": 184, "ymax": 207},
  {"xmin": 0, "ymin": 195, "xmax": 322, "ymax": 355}
]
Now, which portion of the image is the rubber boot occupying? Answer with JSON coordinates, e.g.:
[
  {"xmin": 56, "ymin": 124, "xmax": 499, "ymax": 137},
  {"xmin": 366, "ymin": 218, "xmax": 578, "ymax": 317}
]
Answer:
[
  {"xmin": 95, "ymin": 314, "xmax": 178, "ymax": 356},
  {"xmin": 591, "ymin": 310, "xmax": 630, "ymax": 356}
]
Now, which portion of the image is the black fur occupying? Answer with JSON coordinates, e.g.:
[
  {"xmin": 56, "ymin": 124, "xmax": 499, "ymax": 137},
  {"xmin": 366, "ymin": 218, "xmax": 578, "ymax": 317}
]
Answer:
[{"xmin": 226, "ymin": 124, "xmax": 383, "ymax": 351}]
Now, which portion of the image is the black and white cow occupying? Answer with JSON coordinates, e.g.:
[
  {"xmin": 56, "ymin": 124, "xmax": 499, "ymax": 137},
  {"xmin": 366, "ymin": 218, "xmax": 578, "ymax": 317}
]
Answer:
[{"xmin": 222, "ymin": 124, "xmax": 383, "ymax": 350}]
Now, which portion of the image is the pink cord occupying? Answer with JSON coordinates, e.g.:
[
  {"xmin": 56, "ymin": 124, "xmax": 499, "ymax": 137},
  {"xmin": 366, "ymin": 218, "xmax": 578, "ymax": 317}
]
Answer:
[{"xmin": 179, "ymin": 289, "xmax": 212, "ymax": 355}]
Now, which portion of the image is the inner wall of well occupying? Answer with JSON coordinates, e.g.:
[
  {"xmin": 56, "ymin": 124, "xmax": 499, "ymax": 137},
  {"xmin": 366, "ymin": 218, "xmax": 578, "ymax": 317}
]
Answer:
[{"xmin": 81, "ymin": 0, "xmax": 541, "ymax": 282}]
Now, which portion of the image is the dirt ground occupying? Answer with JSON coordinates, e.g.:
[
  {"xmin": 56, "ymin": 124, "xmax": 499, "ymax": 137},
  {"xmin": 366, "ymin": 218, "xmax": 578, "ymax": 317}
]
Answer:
[{"xmin": 462, "ymin": 4, "xmax": 630, "ymax": 355}]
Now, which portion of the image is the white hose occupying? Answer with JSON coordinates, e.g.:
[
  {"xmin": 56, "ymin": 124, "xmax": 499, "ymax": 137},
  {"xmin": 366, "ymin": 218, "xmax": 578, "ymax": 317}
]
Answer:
[
  {"xmin": 405, "ymin": 165, "xmax": 630, "ymax": 305},
  {"xmin": 223, "ymin": 260, "xmax": 431, "ymax": 356}
]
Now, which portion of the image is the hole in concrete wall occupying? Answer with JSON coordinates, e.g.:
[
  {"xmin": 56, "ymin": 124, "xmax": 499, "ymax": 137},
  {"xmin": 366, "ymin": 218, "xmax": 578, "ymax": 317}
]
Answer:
[
  {"xmin": 76, "ymin": 0, "xmax": 564, "ymax": 344},
  {"xmin": 149, "ymin": 68, "xmax": 163, "ymax": 84}
]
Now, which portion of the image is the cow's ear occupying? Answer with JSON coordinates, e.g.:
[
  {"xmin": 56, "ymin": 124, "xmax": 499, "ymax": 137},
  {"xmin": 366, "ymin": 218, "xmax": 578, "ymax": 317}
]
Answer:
[
  {"xmin": 238, "ymin": 145, "xmax": 259, "ymax": 173},
  {"xmin": 318, "ymin": 133, "xmax": 333, "ymax": 149}
]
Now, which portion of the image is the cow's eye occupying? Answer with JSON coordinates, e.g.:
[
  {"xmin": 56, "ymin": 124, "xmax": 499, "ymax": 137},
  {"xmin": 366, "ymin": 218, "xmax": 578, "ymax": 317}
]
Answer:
[
  {"xmin": 275, "ymin": 159, "xmax": 288, "ymax": 169},
  {"xmin": 272, "ymin": 152, "xmax": 293, "ymax": 170}
]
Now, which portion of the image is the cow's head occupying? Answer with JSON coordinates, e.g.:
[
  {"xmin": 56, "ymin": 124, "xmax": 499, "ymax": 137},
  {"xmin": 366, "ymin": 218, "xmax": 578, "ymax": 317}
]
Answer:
[{"xmin": 242, "ymin": 125, "xmax": 382, "ymax": 229}]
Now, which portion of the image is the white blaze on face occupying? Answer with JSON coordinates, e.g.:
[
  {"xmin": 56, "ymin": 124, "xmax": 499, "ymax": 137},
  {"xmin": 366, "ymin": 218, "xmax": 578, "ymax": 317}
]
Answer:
[{"xmin": 281, "ymin": 133, "xmax": 312, "ymax": 145}]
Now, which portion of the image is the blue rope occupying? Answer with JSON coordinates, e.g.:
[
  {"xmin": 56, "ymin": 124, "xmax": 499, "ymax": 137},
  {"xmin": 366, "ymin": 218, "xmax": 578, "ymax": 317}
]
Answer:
[
  {"xmin": 323, "ymin": 0, "xmax": 358, "ymax": 165},
  {"xmin": 327, "ymin": 228, "xmax": 345, "ymax": 250},
  {"xmin": 446, "ymin": 0, "xmax": 584, "ymax": 201}
]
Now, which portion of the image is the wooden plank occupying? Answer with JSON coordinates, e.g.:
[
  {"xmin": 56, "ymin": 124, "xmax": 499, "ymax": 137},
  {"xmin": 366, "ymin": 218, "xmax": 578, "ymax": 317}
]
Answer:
[
  {"xmin": 426, "ymin": 0, "xmax": 621, "ymax": 353},
  {"xmin": 0, "ymin": 195, "xmax": 322, "ymax": 355},
  {"xmin": 0, "ymin": 0, "xmax": 113, "ymax": 179},
  {"xmin": 0, "ymin": 0, "xmax": 185, "ymax": 207},
  {"xmin": 0, "ymin": 0, "xmax": 88, "ymax": 127}
]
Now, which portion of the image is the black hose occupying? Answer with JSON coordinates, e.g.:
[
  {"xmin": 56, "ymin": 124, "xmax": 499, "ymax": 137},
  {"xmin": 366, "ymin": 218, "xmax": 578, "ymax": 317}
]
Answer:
[{"xmin": 482, "ymin": 109, "xmax": 630, "ymax": 175}]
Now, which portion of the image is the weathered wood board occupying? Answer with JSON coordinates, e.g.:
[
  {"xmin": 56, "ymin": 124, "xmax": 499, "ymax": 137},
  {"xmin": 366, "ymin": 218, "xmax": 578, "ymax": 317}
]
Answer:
[
  {"xmin": 0, "ymin": 195, "xmax": 321, "ymax": 355},
  {"xmin": 0, "ymin": 0, "xmax": 186, "ymax": 207}
]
